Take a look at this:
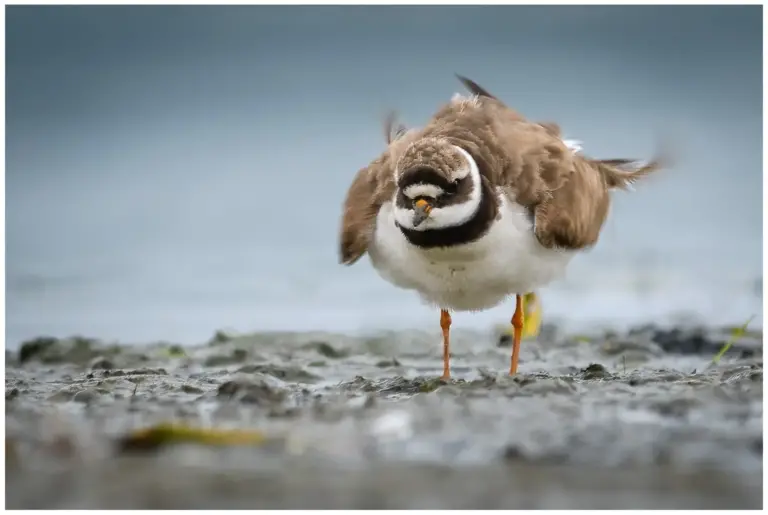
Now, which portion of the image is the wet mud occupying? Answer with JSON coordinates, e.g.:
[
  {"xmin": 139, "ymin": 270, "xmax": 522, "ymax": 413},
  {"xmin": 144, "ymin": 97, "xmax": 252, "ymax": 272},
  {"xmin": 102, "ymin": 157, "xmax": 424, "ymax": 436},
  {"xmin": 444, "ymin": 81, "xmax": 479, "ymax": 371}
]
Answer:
[{"xmin": 5, "ymin": 324, "xmax": 763, "ymax": 509}]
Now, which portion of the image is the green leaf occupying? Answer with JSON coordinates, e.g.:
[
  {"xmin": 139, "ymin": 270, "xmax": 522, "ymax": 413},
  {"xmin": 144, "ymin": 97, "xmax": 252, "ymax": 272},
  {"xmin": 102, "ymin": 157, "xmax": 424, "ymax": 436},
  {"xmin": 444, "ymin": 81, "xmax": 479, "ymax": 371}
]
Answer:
[{"xmin": 712, "ymin": 315, "xmax": 755, "ymax": 364}]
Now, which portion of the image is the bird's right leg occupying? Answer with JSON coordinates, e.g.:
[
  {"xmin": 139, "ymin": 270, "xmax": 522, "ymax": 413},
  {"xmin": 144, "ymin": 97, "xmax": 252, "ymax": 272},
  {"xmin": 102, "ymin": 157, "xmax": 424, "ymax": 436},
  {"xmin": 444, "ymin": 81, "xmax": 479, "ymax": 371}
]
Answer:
[{"xmin": 440, "ymin": 309, "xmax": 452, "ymax": 380}]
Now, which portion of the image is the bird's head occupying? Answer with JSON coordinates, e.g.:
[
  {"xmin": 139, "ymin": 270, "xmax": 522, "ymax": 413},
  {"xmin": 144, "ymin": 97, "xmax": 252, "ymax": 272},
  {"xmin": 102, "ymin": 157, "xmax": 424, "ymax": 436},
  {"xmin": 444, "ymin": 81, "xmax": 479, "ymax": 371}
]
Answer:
[{"xmin": 393, "ymin": 138, "xmax": 482, "ymax": 231}]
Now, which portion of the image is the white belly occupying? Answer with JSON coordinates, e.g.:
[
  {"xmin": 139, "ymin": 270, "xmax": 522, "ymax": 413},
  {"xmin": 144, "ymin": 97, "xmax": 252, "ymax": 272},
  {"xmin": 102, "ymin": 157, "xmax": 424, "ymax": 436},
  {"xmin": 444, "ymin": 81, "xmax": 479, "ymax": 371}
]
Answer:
[{"xmin": 368, "ymin": 194, "xmax": 575, "ymax": 311}]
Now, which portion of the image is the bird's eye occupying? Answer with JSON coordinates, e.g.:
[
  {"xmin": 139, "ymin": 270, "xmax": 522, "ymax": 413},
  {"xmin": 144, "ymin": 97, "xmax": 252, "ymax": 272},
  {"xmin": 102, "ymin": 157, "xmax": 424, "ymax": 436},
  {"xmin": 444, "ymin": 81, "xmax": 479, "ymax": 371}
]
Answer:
[{"xmin": 444, "ymin": 180, "xmax": 459, "ymax": 194}]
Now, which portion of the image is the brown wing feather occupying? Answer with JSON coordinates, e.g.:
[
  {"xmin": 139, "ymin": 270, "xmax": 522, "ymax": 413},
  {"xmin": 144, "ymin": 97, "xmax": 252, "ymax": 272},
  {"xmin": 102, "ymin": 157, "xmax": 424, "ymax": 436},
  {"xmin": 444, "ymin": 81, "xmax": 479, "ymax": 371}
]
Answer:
[
  {"xmin": 455, "ymin": 74, "xmax": 498, "ymax": 99},
  {"xmin": 446, "ymin": 75, "xmax": 665, "ymax": 250},
  {"xmin": 342, "ymin": 75, "xmax": 665, "ymax": 261},
  {"xmin": 339, "ymin": 165, "xmax": 389, "ymax": 265},
  {"xmin": 338, "ymin": 124, "xmax": 421, "ymax": 265},
  {"xmin": 531, "ymin": 158, "xmax": 612, "ymax": 249},
  {"xmin": 532, "ymin": 155, "xmax": 665, "ymax": 249},
  {"xmin": 383, "ymin": 110, "xmax": 408, "ymax": 145}
]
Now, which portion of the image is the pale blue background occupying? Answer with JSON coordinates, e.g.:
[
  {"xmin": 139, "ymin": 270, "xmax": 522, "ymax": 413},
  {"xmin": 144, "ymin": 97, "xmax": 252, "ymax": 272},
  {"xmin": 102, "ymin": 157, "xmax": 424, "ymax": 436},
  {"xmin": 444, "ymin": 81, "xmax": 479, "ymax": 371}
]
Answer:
[{"xmin": 6, "ymin": 6, "xmax": 763, "ymax": 346}]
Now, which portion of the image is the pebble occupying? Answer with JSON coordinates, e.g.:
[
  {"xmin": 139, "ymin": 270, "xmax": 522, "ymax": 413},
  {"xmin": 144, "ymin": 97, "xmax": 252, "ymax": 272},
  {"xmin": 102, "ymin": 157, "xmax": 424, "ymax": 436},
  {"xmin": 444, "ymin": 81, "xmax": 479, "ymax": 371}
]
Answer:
[{"xmin": 217, "ymin": 375, "xmax": 287, "ymax": 405}]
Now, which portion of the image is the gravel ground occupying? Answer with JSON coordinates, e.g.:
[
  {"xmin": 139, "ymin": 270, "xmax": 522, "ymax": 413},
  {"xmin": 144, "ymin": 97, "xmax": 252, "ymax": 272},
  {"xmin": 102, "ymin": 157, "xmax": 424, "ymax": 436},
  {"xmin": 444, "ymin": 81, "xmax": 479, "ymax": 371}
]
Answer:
[{"xmin": 5, "ymin": 323, "xmax": 763, "ymax": 509}]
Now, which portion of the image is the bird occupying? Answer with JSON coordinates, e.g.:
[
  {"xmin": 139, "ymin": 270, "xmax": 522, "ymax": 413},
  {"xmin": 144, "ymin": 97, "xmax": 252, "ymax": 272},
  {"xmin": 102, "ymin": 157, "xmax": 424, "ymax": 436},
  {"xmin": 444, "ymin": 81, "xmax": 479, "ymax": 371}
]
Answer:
[
  {"xmin": 338, "ymin": 74, "xmax": 665, "ymax": 379},
  {"xmin": 385, "ymin": 111, "xmax": 547, "ymax": 344}
]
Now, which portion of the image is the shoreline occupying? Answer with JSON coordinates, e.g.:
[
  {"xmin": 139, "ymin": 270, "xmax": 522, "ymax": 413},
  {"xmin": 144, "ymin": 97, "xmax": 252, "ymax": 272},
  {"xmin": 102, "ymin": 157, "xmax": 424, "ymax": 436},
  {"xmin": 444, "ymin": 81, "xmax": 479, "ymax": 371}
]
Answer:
[{"xmin": 6, "ymin": 323, "xmax": 763, "ymax": 509}]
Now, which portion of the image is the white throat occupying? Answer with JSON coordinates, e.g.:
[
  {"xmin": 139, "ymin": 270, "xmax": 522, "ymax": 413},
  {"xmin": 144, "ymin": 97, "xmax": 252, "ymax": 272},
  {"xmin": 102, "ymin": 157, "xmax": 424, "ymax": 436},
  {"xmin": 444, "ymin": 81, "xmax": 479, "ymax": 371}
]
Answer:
[{"xmin": 393, "ymin": 145, "xmax": 483, "ymax": 232}]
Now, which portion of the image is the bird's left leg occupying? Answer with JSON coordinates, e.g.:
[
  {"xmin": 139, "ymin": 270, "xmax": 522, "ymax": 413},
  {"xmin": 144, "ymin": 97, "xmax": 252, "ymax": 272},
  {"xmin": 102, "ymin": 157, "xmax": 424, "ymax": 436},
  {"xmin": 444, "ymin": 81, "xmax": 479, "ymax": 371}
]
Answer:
[{"xmin": 509, "ymin": 294, "xmax": 524, "ymax": 375}]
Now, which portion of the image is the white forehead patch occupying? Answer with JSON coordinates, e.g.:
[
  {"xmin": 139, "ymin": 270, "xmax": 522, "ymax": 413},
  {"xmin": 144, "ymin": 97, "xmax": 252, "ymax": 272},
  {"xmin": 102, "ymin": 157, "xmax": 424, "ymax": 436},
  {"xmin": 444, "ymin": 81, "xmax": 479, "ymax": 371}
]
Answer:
[{"xmin": 403, "ymin": 183, "xmax": 445, "ymax": 199}]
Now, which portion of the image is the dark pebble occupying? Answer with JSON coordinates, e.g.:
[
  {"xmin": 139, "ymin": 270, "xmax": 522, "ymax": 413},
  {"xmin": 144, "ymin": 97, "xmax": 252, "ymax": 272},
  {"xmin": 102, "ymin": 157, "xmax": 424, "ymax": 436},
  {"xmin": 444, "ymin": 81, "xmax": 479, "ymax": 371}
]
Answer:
[
  {"xmin": 375, "ymin": 358, "xmax": 402, "ymax": 368},
  {"xmin": 578, "ymin": 363, "xmax": 612, "ymax": 380},
  {"xmin": 303, "ymin": 341, "xmax": 349, "ymax": 359},
  {"xmin": 216, "ymin": 377, "xmax": 286, "ymax": 405},
  {"xmin": 181, "ymin": 384, "xmax": 204, "ymax": 394}
]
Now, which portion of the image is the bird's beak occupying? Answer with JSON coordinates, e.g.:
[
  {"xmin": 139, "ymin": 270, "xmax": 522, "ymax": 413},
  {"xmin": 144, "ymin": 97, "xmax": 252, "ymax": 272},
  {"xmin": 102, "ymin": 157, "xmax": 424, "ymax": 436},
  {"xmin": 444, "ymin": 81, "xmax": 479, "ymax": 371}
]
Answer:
[{"xmin": 412, "ymin": 199, "xmax": 433, "ymax": 227}]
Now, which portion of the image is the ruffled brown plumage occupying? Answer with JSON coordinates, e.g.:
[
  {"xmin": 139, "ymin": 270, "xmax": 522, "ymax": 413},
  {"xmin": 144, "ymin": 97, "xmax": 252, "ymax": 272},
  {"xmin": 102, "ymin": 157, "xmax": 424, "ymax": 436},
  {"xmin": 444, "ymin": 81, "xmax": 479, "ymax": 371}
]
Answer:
[{"xmin": 339, "ymin": 76, "xmax": 666, "ymax": 264}]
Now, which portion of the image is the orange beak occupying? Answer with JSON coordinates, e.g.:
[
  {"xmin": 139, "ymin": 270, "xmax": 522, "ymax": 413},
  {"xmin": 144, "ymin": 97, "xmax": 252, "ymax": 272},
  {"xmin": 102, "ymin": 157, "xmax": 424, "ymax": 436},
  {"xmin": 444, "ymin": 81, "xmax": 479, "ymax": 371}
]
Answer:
[{"xmin": 413, "ymin": 199, "xmax": 433, "ymax": 227}]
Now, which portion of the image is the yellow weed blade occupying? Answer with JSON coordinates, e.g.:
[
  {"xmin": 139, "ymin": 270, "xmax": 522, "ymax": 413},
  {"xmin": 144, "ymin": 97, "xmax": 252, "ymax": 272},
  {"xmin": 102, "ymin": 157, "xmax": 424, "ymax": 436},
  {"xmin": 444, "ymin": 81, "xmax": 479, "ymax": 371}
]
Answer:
[
  {"xmin": 521, "ymin": 292, "xmax": 542, "ymax": 339},
  {"xmin": 712, "ymin": 315, "xmax": 755, "ymax": 364},
  {"xmin": 118, "ymin": 423, "xmax": 268, "ymax": 452}
]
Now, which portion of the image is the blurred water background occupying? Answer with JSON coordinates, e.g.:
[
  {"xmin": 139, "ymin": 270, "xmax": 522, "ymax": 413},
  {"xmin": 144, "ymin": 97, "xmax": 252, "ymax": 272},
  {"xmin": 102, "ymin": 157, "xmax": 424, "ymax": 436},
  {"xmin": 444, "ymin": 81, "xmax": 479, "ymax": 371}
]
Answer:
[{"xmin": 6, "ymin": 5, "xmax": 763, "ymax": 348}]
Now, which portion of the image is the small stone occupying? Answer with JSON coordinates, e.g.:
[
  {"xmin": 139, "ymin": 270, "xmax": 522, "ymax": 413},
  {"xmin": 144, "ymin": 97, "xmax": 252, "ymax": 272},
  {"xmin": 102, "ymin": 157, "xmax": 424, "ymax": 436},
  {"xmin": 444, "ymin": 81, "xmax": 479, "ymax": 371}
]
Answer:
[
  {"xmin": 217, "ymin": 376, "xmax": 287, "ymax": 405},
  {"xmin": 181, "ymin": 384, "xmax": 204, "ymax": 394},
  {"xmin": 579, "ymin": 363, "xmax": 612, "ymax": 380},
  {"xmin": 303, "ymin": 341, "xmax": 349, "ymax": 359},
  {"xmin": 375, "ymin": 358, "xmax": 402, "ymax": 368},
  {"xmin": 512, "ymin": 375, "xmax": 537, "ymax": 387}
]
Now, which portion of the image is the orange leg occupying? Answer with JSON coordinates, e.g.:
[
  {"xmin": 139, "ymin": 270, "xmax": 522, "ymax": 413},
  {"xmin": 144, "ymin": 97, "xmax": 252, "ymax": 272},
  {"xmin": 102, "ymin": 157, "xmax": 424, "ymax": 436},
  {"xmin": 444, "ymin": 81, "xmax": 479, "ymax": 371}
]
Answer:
[
  {"xmin": 440, "ymin": 309, "xmax": 452, "ymax": 380},
  {"xmin": 509, "ymin": 294, "xmax": 524, "ymax": 375}
]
